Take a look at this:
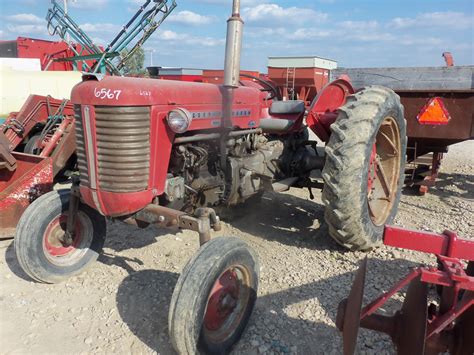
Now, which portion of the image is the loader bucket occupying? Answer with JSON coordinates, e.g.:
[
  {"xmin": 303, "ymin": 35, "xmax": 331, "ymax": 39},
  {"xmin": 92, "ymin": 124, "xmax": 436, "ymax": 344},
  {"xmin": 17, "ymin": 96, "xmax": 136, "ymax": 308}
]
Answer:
[{"xmin": 0, "ymin": 152, "xmax": 53, "ymax": 232}]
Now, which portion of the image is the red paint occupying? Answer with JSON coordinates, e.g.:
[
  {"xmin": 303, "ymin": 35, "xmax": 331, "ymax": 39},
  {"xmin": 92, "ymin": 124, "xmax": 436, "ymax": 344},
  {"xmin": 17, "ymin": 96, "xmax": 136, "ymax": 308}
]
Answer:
[
  {"xmin": 72, "ymin": 75, "xmax": 355, "ymax": 217},
  {"xmin": 72, "ymin": 78, "xmax": 265, "ymax": 216},
  {"xmin": 306, "ymin": 78, "xmax": 355, "ymax": 142},
  {"xmin": 268, "ymin": 67, "xmax": 330, "ymax": 103},
  {"xmin": 383, "ymin": 226, "xmax": 474, "ymax": 261},
  {"xmin": 0, "ymin": 153, "xmax": 53, "ymax": 228},
  {"xmin": 2, "ymin": 95, "xmax": 74, "ymax": 151},
  {"xmin": 0, "ymin": 37, "xmax": 101, "ymax": 71},
  {"xmin": 442, "ymin": 52, "xmax": 454, "ymax": 67},
  {"xmin": 357, "ymin": 225, "xmax": 474, "ymax": 348},
  {"xmin": 204, "ymin": 270, "xmax": 239, "ymax": 331},
  {"xmin": 202, "ymin": 70, "xmax": 260, "ymax": 84},
  {"xmin": 43, "ymin": 214, "xmax": 82, "ymax": 256},
  {"xmin": 367, "ymin": 144, "xmax": 377, "ymax": 192},
  {"xmin": 158, "ymin": 75, "xmax": 203, "ymax": 82}
]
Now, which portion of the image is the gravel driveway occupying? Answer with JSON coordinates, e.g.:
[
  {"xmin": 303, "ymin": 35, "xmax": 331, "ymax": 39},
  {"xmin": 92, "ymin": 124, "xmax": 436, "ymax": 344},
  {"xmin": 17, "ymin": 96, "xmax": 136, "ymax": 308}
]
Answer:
[{"xmin": 1, "ymin": 141, "xmax": 472, "ymax": 355}]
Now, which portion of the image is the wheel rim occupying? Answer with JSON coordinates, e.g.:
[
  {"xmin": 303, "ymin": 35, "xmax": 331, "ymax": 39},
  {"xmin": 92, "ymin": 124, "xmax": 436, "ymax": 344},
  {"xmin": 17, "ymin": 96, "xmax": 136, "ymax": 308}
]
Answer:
[
  {"xmin": 42, "ymin": 211, "xmax": 93, "ymax": 266},
  {"xmin": 367, "ymin": 116, "xmax": 401, "ymax": 226},
  {"xmin": 203, "ymin": 265, "xmax": 252, "ymax": 343}
]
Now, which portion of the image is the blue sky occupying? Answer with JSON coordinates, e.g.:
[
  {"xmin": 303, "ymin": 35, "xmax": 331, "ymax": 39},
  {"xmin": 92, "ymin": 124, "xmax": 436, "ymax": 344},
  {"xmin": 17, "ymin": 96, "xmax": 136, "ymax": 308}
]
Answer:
[{"xmin": 0, "ymin": 0, "xmax": 473, "ymax": 71}]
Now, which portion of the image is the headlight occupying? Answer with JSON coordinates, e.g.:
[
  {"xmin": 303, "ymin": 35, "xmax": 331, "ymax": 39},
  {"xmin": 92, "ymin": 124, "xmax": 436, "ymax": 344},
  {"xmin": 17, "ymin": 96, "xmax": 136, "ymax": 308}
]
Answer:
[{"xmin": 167, "ymin": 108, "xmax": 192, "ymax": 133}]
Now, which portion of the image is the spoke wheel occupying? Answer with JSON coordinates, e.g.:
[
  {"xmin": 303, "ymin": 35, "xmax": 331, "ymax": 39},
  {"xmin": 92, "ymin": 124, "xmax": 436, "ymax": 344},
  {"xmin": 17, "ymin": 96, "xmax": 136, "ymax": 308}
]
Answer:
[{"xmin": 367, "ymin": 116, "xmax": 401, "ymax": 226}]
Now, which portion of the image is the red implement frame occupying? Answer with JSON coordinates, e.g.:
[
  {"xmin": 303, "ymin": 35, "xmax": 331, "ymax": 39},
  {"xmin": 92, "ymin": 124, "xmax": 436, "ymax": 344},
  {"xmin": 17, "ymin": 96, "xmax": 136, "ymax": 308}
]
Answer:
[
  {"xmin": 0, "ymin": 153, "xmax": 53, "ymax": 231},
  {"xmin": 0, "ymin": 95, "xmax": 76, "ymax": 231},
  {"xmin": 337, "ymin": 226, "xmax": 474, "ymax": 354}
]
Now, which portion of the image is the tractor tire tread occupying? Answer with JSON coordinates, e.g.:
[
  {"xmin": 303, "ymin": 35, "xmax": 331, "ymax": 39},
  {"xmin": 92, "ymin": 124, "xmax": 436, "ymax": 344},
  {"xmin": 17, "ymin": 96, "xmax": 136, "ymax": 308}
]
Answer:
[{"xmin": 321, "ymin": 86, "xmax": 407, "ymax": 251}]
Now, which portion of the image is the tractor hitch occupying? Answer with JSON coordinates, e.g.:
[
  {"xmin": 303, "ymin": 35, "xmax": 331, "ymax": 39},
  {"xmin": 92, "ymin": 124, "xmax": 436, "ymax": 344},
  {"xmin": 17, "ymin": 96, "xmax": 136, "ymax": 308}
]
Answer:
[
  {"xmin": 337, "ymin": 226, "xmax": 474, "ymax": 355},
  {"xmin": 130, "ymin": 204, "xmax": 222, "ymax": 246}
]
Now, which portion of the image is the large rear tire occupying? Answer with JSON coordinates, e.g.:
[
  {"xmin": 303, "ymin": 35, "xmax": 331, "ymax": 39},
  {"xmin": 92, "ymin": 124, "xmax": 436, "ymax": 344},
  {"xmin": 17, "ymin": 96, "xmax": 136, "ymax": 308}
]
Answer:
[
  {"xmin": 14, "ymin": 189, "xmax": 106, "ymax": 283},
  {"xmin": 169, "ymin": 237, "xmax": 259, "ymax": 354},
  {"xmin": 322, "ymin": 86, "xmax": 407, "ymax": 251}
]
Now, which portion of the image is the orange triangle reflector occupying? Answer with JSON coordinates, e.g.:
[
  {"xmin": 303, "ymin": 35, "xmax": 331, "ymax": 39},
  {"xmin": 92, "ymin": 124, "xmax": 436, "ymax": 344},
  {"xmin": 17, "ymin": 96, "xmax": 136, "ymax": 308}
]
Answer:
[{"xmin": 417, "ymin": 97, "xmax": 451, "ymax": 125}]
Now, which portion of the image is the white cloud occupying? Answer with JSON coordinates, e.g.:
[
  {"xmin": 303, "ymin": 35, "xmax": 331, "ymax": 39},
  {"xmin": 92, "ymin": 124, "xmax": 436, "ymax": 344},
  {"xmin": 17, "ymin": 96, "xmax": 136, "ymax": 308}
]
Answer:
[
  {"xmin": 79, "ymin": 23, "xmax": 121, "ymax": 34},
  {"xmin": 70, "ymin": 0, "xmax": 109, "ymax": 10},
  {"xmin": 243, "ymin": 4, "xmax": 327, "ymax": 24},
  {"xmin": 340, "ymin": 20, "xmax": 378, "ymax": 30},
  {"xmin": 389, "ymin": 12, "xmax": 473, "ymax": 30},
  {"xmin": 156, "ymin": 30, "xmax": 224, "ymax": 47},
  {"xmin": 168, "ymin": 11, "xmax": 214, "ymax": 25},
  {"xmin": 6, "ymin": 24, "xmax": 47, "ymax": 36},
  {"xmin": 7, "ymin": 13, "xmax": 44, "ymax": 24}
]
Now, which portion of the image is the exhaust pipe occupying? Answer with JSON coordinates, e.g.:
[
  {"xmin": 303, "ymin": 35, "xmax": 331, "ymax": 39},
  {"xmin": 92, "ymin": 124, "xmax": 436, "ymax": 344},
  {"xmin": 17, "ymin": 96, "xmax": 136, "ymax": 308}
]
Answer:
[
  {"xmin": 220, "ymin": 0, "xmax": 244, "ymax": 169},
  {"xmin": 223, "ymin": 0, "xmax": 243, "ymax": 89}
]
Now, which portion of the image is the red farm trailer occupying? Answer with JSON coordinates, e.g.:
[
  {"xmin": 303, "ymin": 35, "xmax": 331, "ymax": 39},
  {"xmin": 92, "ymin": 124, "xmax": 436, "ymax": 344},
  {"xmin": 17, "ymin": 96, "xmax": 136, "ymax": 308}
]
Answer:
[
  {"xmin": 0, "ymin": 37, "xmax": 99, "ymax": 72},
  {"xmin": 267, "ymin": 56, "xmax": 337, "ymax": 104}
]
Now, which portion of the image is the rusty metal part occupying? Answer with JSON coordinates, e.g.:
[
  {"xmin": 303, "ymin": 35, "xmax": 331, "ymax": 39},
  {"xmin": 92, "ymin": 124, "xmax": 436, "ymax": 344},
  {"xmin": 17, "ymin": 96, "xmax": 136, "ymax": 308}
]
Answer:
[
  {"xmin": 0, "ymin": 133, "xmax": 16, "ymax": 171},
  {"xmin": 134, "ymin": 204, "xmax": 185, "ymax": 228},
  {"xmin": 133, "ymin": 204, "xmax": 221, "ymax": 246},
  {"xmin": 336, "ymin": 257, "xmax": 367, "ymax": 355},
  {"xmin": 0, "ymin": 153, "xmax": 53, "ymax": 229},
  {"xmin": 76, "ymin": 105, "xmax": 151, "ymax": 193},
  {"xmin": 396, "ymin": 275, "xmax": 428, "ymax": 354},
  {"xmin": 443, "ymin": 52, "xmax": 454, "ymax": 67}
]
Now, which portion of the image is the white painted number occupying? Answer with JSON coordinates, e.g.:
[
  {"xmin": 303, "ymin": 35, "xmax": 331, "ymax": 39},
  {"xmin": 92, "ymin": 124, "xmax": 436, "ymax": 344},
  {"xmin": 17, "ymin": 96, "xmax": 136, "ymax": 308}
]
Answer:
[{"xmin": 94, "ymin": 88, "xmax": 122, "ymax": 100}]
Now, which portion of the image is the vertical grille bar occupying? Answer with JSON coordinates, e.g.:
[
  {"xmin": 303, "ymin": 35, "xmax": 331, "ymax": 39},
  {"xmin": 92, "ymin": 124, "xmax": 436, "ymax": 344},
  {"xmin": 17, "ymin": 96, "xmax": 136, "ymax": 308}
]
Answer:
[{"xmin": 74, "ymin": 105, "xmax": 151, "ymax": 193}]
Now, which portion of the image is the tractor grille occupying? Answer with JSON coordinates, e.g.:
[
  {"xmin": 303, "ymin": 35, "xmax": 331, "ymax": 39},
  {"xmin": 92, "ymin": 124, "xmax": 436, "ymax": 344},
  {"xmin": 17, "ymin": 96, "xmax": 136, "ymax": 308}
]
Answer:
[{"xmin": 74, "ymin": 105, "xmax": 150, "ymax": 193}]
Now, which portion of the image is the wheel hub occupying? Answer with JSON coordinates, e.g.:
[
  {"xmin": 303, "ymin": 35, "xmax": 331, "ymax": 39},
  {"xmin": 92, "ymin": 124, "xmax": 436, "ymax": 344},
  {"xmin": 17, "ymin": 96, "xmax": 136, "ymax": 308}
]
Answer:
[
  {"xmin": 204, "ymin": 269, "xmax": 240, "ymax": 331},
  {"xmin": 43, "ymin": 215, "xmax": 82, "ymax": 257}
]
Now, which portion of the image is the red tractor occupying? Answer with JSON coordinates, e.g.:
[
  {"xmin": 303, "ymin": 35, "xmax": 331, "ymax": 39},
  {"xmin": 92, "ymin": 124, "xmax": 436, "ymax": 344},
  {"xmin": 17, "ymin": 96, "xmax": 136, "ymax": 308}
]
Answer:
[{"xmin": 14, "ymin": 1, "xmax": 407, "ymax": 353}]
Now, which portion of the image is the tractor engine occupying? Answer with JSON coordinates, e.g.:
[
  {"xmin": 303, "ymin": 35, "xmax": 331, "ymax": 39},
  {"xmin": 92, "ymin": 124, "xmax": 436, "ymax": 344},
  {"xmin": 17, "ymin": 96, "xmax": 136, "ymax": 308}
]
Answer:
[{"xmin": 164, "ymin": 134, "xmax": 299, "ymax": 212}]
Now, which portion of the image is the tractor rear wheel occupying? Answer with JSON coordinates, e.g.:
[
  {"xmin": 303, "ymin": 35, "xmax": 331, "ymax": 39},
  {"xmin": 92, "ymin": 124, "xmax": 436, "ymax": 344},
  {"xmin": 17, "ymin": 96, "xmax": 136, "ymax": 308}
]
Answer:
[
  {"xmin": 322, "ymin": 86, "xmax": 406, "ymax": 250},
  {"xmin": 14, "ymin": 189, "xmax": 106, "ymax": 283},
  {"xmin": 169, "ymin": 237, "xmax": 259, "ymax": 354}
]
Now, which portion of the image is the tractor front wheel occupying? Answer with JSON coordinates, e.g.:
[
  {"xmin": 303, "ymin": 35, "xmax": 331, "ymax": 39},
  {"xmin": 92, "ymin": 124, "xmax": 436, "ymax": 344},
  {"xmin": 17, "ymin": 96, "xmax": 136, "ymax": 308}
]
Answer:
[
  {"xmin": 322, "ymin": 86, "xmax": 407, "ymax": 250},
  {"xmin": 14, "ymin": 190, "xmax": 106, "ymax": 283},
  {"xmin": 169, "ymin": 237, "xmax": 259, "ymax": 354}
]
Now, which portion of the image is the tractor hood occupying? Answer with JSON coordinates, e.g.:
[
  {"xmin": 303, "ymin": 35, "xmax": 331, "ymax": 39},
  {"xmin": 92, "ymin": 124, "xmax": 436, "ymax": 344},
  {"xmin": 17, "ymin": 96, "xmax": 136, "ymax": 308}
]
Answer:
[{"xmin": 71, "ymin": 75, "xmax": 262, "ymax": 107}]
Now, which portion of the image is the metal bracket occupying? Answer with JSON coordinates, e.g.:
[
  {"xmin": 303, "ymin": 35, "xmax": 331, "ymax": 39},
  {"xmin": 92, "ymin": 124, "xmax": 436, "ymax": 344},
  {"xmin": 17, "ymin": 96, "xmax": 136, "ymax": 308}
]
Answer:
[
  {"xmin": 132, "ymin": 205, "xmax": 222, "ymax": 246},
  {"xmin": 62, "ymin": 176, "xmax": 81, "ymax": 246}
]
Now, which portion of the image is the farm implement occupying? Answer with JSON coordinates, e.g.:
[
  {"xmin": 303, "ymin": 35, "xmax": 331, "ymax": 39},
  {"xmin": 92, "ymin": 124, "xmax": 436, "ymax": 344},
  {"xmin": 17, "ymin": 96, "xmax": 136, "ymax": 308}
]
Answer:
[{"xmin": 337, "ymin": 226, "xmax": 474, "ymax": 354}]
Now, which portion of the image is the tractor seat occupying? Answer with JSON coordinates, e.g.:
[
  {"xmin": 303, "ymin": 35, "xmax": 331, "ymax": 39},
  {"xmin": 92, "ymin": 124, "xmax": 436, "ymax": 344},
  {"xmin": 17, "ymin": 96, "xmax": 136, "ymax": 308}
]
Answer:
[{"xmin": 269, "ymin": 100, "xmax": 305, "ymax": 115}]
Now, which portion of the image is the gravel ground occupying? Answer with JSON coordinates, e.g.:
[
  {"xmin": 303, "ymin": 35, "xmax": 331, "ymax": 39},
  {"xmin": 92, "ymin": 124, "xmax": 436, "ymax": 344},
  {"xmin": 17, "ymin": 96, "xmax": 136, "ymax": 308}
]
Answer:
[{"xmin": 1, "ymin": 140, "xmax": 473, "ymax": 355}]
